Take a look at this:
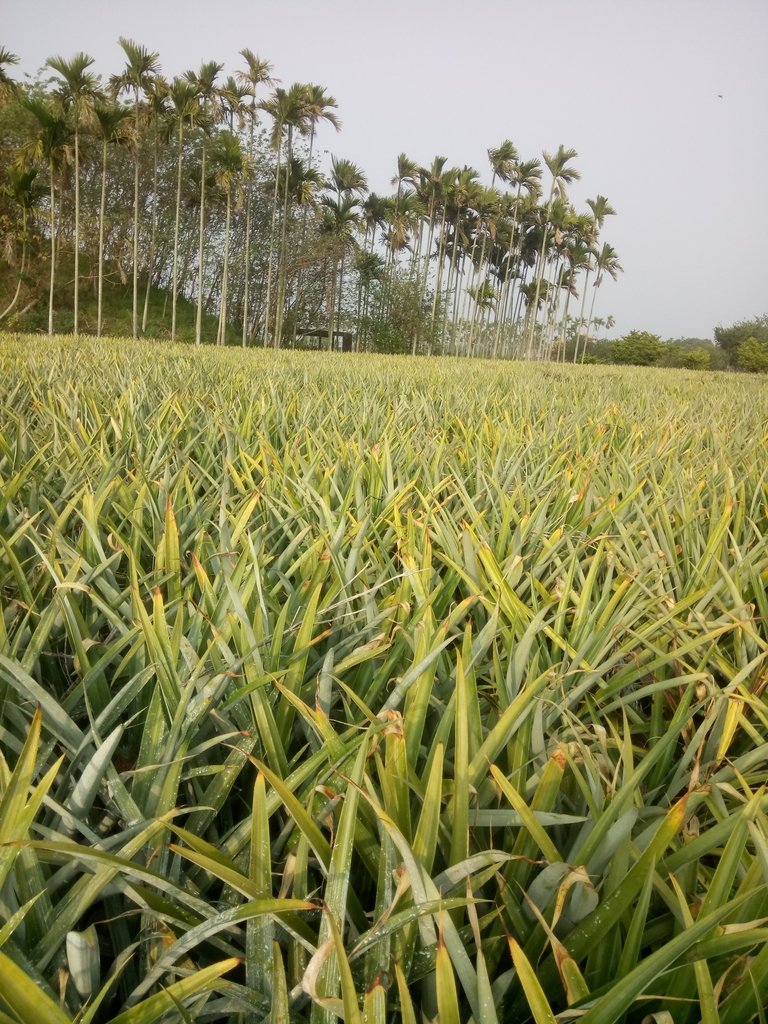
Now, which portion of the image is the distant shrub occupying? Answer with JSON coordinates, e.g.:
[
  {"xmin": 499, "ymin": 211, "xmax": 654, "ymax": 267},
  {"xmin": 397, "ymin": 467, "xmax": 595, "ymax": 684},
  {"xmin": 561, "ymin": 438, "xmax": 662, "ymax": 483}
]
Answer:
[
  {"xmin": 715, "ymin": 314, "xmax": 768, "ymax": 366},
  {"xmin": 657, "ymin": 344, "xmax": 711, "ymax": 370},
  {"xmin": 608, "ymin": 330, "xmax": 663, "ymax": 366},
  {"xmin": 737, "ymin": 336, "xmax": 768, "ymax": 373}
]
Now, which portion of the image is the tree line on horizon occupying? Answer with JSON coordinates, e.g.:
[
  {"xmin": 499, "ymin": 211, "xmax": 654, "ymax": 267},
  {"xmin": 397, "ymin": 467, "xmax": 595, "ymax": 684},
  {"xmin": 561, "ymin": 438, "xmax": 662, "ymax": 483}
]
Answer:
[
  {"xmin": 581, "ymin": 317, "xmax": 768, "ymax": 372},
  {"xmin": 0, "ymin": 41, "xmax": 629, "ymax": 358}
]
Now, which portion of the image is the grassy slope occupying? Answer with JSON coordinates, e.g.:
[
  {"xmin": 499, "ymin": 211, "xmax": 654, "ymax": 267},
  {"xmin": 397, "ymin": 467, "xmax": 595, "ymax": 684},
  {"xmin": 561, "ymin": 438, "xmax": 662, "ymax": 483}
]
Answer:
[
  {"xmin": 1, "ymin": 335, "xmax": 767, "ymax": 1023},
  {"xmin": 0, "ymin": 253, "xmax": 240, "ymax": 342}
]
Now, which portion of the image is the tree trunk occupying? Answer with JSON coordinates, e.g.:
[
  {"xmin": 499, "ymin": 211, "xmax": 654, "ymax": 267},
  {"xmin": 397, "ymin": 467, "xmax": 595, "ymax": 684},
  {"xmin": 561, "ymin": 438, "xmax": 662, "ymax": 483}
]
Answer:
[
  {"xmin": 442, "ymin": 219, "xmax": 462, "ymax": 354},
  {"xmin": 48, "ymin": 167, "xmax": 56, "ymax": 336},
  {"xmin": 412, "ymin": 200, "xmax": 436, "ymax": 354},
  {"xmin": 142, "ymin": 134, "xmax": 160, "ymax": 335},
  {"xmin": 327, "ymin": 255, "xmax": 338, "ymax": 352},
  {"xmin": 171, "ymin": 125, "xmax": 184, "ymax": 342},
  {"xmin": 195, "ymin": 137, "xmax": 207, "ymax": 346},
  {"xmin": 132, "ymin": 90, "xmax": 140, "ymax": 339},
  {"xmin": 558, "ymin": 273, "xmax": 574, "ymax": 363},
  {"xmin": 263, "ymin": 144, "xmax": 282, "ymax": 347},
  {"xmin": 492, "ymin": 190, "xmax": 522, "ymax": 359},
  {"xmin": 274, "ymin": 125, "xmax": 294, "ymax": 349},
  {"xmin": 467, "ymin": 224, "xmax": 492, "ymax": 357},
  {"xmin": 291, "ymin": 125, "xmax": 317, "ymax": 347},
  {"xmin": 0, "ymin": 209, "xmax": 27, "ymax": 324},
  {"xmin": 336, "ymin": 250, "xmax": 345, "ymax": 335},
  {"xmin": 97, "ymin": 139, "xmax": 107, "ymax": 337},
  {"xmin": 526, "ymin": 185, "xmax": 555, "ymax": 358},
  {"xmin": 428, "ymin": 206, "xmax": 448, "ymax": 352},
  {"xmin": 73, "ymin": 126, "xmax": 80, "ymax": 334},
  {"xmin": 218, "ymin": 187, "xmax": 232, "ymax": 345},
  {"xmin": 241, "ymin": 197, "xmax": 252, "ymax": 347},
  {"xmin": 572, "ymin": 266, "xmax": 591, "ymax": 364},
  {"xmin": 542, "ymin": 259, "xmax": 564, "ymax": 360},
  {"xmin": 582, "ymin": 280, "xmax": 601, "ymax": 363}
]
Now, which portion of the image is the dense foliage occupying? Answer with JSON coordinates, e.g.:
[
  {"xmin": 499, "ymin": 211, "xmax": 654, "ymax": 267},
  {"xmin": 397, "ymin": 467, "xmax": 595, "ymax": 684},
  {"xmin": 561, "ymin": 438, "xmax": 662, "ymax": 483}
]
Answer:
[
  {"xmin": 0, "ymin": 43, "xmax": 621, "ymax": 357},
  {"xmin": 586, "ymin": 317, "xmax": 768, "ymax": 371},
  {"xmin": 714, "ymin": 314, "xmax": 768, "ymax": 365},
  {"xmin": 1, "ymin": 334, "xmax": 768, "ymax": 1022},
  {"xmin": 735, "ymin": 334, "xmax": 768, "ymax": 373}
]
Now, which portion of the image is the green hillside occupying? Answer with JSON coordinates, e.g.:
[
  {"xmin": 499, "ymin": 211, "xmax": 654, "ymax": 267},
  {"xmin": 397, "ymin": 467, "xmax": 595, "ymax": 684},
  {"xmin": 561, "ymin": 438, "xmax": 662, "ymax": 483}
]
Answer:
[{"xmin": 0, "ymin": 251, "xmax": 240, "ymax": 343}]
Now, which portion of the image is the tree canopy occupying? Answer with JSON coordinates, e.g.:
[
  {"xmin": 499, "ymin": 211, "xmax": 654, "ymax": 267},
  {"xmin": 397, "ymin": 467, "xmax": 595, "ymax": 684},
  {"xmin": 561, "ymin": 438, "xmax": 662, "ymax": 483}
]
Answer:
[
  {"xmin": 715, "ymin": 314, "xmax": 768, "ymax": 366},
  {"xmin": 0, "ymin": 40, "xmax": 625, "ymax": 357}
]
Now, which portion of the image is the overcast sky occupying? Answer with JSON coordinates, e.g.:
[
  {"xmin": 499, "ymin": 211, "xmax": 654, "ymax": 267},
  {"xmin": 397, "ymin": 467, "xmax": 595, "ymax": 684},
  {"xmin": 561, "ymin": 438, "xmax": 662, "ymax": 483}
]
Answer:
[{"xmin": 5, "ymin": 0, "xmax": 767, "ymax": 340}]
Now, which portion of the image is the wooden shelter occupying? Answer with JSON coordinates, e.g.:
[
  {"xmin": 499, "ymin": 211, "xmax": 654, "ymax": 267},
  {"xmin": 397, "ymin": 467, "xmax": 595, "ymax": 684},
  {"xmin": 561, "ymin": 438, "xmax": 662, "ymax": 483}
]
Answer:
[{"xmin": 296, "ymin": 328, "xmax": 354, "ymax": 352}]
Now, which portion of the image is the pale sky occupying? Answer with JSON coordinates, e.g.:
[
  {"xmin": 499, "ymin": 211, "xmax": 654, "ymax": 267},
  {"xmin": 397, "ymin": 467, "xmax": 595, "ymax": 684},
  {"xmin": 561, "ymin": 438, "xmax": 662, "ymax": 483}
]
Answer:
[{"xmin": 5, "ymin": 0, "xmax": 768, "ymax": 340}]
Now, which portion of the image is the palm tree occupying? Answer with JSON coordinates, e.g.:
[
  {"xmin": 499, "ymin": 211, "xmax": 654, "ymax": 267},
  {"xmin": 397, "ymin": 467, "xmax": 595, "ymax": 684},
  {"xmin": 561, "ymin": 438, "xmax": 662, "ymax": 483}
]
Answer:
[
  {"xmin": 440, "ymin": 166, "xmax": 480, "ymax": 350},
  {"xmin": 219, "ymin": 75, "xmax": 250, "ymax": 130},
  {"xmin": 526, "ymin": 145, "xmax": 580, "ymax": 357},
  {"xmin": 488, "ymin": 139, "xmax": 518, "ymax": 187},
  {"xmin": 279, "ymin": 156, "xmax": 325, "ymax": 343},
  {"xmin": 273, "ymin": 84, "xmax": 317, "ymax": 347},
  {"xmin": 45, "ymin": 52, "xmax": 102, "ymax": 334},
  {"xmin": 467, "ymin": 279, "xmax": 497, "ymax": 353},
  {"xmin": 21, "ymin": 96, "xmax": 71, "ymax": 335},
  {"xmin": 327, "ymin": 157, "xmax": 367, "ymax": 337},
  {"xmin": 357, "ymin": 192, "xmax": 390, "ymax": 343},
  {"xmin": 210, "ymin": 131, "xmax": 249, "ymax": 345},
  {"xmin": 185, "ymin": 60, "xmax": 223, "ymax": 345},
  {"xmin": 377, "ymin": 188, "xmax": 420, "ymax": 326},
  {"xmin": 538, "ymin": 198, "xmax": 583, "ymax": 357},
  {"xmin": 140, "ymin": 75, "xmax": 170, "ymax": 334},
  {"xmin": 112, "ymin": 38, "xmax": 161, "ymax": 339},
  {"xmin": 385, "ymin": 156, "xmax": 419, "ymax": 268},
  {"xmin": 361, "ymin": 192, "xmax": 390, "ymax": 253},
  {"xmin": 382, "ymin": 155, "xmax": 420, "ymax": 331},
  {"xmin": 582, "ymin": 242, "xmax": 622, "ymax": 360},
  {"xmin": 329, "ymin": 156, "xmax": 368, "ymax": 200},
  {"xmin": 391, "ymin": 153, "xmax": 419, "ymax": 213},
  {"xmin": 237, "ymin": 49, "xmax": 277, "ymax": 104},
  {"xmin": 379, "ymin": 189, "xmax": 419, "ymax": 320},
  {"xmin": 92, "ymin": 103, "xmax": 133, "ymax": 336},
  {"xmin": 320, "ymin": 193, "xmax": 360, "ymax": 350},
  {"xmin": 426, "ymin": 166, "xmax": 461, "ymax": 346},
  {"xmin": 259, "ymin": 83, "xmax": 311, "ymax": 347},
  {"xmin": 168, "ymin": 76, "xmax": 199, "ymax": 341},
  {"xmin": 556, "ymin": 236, "xmax": 591, "ymax": 361},
  {"xmin": 383, "ymin": 189, "xmax": 418, "ymax": 259},
  {"xmin": 280, "ymin": 155, "xmax": 324, "ymax": 203},
  {"xmin": 237, "ymin": 49, "xmax": 277, "ymax": 346},
  {"xmin": 302, "ymin": 84, "xmax": 340, "ymax": 168},
  {"xmin": 290, "ymin": 83, "xmax": 340, "ymax": 342},
  {"xmin": 0, "ymin": 47, "xmax": 19, "ymax": 103},
  {"xmin": 586, "ymin": 194, "xmax": 616, "ymax": 234},
  {"xmin": 411, "ymin": 156, "xmax": 449, "ymax": 352},
  {"xmin": 519, "ymin": 278, "xmax": 549, "ymax": 347},
  {"xmin": 480, "ymin": 140, "xmax": 519, "ymax": 354},
  {"xmin": 492, "ymin": 158, "xmax": 542, "ymax": 356},
  {"xmin": 353, "ymin": 249, "xmax": 386, "ymax": 350},
  {"xmin": 466, "ymin": 187, "xmax": 502, "ymax": 356},
  {"xmin": 572, "ymin": 195, "xmax": 616, "ymax": 362}
]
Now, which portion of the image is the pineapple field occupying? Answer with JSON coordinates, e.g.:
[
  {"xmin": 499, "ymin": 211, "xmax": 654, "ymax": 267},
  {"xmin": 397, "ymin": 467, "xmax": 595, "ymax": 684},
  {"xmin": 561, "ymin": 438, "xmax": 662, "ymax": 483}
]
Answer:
[{"xmin": 1, "ymin": 333, "xmax": 767, "ymax": 1023}]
